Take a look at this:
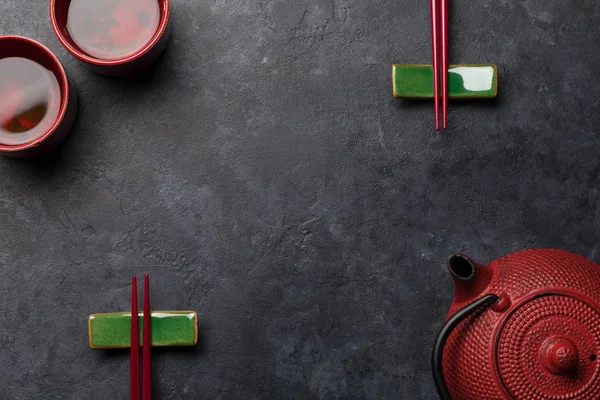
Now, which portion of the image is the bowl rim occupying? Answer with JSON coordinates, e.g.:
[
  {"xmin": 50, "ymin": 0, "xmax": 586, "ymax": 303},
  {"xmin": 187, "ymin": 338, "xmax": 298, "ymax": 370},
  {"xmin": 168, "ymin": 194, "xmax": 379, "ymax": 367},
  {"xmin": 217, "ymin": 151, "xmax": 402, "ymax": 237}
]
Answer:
[
  {"xmin": 0, "ymin": 35, "xmax": 71, "ymax": 153},
  {"xmin": 50, "ymin": 0, "xmax": 170, "ymax": 66}
]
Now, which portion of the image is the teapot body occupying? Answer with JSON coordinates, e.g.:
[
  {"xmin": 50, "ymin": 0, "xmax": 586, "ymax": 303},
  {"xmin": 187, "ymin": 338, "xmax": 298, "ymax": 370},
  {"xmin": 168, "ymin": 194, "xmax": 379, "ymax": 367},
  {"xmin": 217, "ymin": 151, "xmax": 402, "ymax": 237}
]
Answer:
[{"xmin": 439, "ymin": 249, "xmax": 600, "ymax": 400}]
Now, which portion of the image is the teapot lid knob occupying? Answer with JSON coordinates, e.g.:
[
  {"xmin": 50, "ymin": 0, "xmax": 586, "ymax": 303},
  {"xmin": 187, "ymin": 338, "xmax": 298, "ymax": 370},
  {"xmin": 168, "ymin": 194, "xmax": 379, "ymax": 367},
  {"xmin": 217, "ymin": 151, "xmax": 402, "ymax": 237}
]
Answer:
[{"xmin": 541, "ymin": 337, "xmax": 579, "ymax": 375}]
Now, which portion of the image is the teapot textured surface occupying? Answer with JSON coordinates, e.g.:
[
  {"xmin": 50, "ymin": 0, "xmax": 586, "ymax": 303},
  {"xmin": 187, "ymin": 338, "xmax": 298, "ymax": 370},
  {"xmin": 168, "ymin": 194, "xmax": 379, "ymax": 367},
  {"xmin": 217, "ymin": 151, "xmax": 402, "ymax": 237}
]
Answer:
[{"xmin": 436, "ymin": 249, "xmax": 600, "ymax": 400}]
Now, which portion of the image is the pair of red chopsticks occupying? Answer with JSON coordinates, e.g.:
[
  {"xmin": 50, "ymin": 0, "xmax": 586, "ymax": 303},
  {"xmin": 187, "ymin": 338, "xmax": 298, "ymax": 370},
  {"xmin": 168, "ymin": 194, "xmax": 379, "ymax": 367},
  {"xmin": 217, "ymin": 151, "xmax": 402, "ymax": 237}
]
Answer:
[
  {"xmin": 131, "ymin": 275, "xmax": 151, "ymax": 400},
  {"xmin": 429, "ymin": 0, "xmax": 450, "ymax": 130}
]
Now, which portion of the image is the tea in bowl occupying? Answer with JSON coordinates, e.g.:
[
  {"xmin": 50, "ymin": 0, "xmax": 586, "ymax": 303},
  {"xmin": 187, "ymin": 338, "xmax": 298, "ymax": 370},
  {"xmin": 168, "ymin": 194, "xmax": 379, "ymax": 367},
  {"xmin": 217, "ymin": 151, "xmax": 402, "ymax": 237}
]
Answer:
[
  {"xmin": 0, "ymin": 36, "xmax": 77, "ymax": 158},
  {"xmin": 51, "ymin": 0, "xmax": 171, "ymax": 76}
]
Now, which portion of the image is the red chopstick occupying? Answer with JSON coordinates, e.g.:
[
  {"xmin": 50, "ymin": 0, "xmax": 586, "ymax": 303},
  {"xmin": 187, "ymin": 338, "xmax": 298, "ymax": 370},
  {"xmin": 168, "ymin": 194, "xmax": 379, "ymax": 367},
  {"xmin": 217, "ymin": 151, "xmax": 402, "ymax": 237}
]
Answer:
[
  {"xmin": 130, "ymin": 275, "xmax": 151, "ymax": 399},
  {"xmin": 441, "ymin": 0, "xmax": 449, "ymax": 129},
  {"xmin": 143, "ymin": 274, "xmax": 152, "ymax": 400},
  {"xmin": 429, "ymin": 0, "xmax": 440, "ymax": 130},
  {"xmin": 130, "ymin": 276, "xmax": 140, "ymax": 400}
]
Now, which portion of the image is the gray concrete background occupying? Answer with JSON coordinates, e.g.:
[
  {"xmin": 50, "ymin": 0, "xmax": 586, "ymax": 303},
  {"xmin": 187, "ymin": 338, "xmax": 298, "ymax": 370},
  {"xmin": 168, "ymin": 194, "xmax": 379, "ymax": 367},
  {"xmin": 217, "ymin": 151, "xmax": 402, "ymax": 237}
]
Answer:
[{"xmin": 1, "ymin": 0, "xmax": 600, "ymax": 398}]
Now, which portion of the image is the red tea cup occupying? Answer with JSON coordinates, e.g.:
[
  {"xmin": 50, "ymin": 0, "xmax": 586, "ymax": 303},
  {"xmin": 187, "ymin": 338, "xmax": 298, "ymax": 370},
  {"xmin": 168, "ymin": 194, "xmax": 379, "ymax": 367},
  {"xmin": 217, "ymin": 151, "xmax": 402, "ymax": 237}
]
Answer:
[
  {"xmin": 50, "ymin": 0, "xmax": 171, "ymax": 77},
  {"xmin": 0, "ymin": 36, "xmax": 78, "ymax": 158}
]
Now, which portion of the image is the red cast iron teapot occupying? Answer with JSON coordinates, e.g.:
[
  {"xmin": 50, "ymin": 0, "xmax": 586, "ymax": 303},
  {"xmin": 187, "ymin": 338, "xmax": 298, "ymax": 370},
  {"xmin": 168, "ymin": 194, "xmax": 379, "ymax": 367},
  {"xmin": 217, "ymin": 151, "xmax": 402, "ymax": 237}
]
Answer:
[{"xmin": 432, "ymin": 249, "xmax": 600, "ymax": 400}]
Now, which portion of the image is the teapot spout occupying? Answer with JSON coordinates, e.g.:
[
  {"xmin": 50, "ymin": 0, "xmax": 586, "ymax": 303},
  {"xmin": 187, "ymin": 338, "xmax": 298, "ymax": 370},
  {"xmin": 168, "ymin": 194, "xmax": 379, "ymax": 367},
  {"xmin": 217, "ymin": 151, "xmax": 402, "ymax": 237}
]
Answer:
[{"xmin": 447, "ymin": 253, "xmax": 493, "ymax": 305}]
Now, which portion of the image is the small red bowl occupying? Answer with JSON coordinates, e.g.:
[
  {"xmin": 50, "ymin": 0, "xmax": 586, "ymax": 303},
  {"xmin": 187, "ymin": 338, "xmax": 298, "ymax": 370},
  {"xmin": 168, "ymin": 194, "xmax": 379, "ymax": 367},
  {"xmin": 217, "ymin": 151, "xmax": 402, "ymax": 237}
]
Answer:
[
  {"xmin": 50, "ymin": 0, "xmax": 171, "ymax": 77},
  {"xmin": 0, "ymin": 36, "xmax": 78, "ymax": 158}
]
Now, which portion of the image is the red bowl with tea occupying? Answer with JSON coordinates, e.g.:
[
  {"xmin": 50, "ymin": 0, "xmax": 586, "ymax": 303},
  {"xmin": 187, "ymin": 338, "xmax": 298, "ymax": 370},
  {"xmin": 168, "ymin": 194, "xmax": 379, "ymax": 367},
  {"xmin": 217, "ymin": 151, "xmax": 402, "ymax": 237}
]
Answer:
[
  {"xmin": 51, "ymin": 0, "xmax": 171, "ymax": 76},
  {"xmin": 0, "ymin": 36, "xmax": 78, "ymax": 158}
]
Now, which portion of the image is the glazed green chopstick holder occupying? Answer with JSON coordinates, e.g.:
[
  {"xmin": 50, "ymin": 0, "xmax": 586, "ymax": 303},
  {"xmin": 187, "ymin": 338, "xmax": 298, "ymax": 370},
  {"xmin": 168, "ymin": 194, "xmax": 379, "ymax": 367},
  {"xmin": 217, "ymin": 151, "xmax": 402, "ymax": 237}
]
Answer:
[
  {"xmin": 88, "ymin": 311, "xmax": 198, "ymax": 349},
  {"xmin": 392, "ymin": 64, "xmax": 498, "ymax": 99}
]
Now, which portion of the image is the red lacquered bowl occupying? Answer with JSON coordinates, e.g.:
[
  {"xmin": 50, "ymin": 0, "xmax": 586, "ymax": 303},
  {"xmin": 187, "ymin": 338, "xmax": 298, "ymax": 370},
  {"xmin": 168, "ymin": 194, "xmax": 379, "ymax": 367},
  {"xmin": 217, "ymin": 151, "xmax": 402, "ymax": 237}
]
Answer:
[
  {"xmin": 50, "ymin": 0, "xmax": 171, "ymax": 77},
  {"xmin": 0, "ymin": 36, "xmax": 78, "ymax": 158}
]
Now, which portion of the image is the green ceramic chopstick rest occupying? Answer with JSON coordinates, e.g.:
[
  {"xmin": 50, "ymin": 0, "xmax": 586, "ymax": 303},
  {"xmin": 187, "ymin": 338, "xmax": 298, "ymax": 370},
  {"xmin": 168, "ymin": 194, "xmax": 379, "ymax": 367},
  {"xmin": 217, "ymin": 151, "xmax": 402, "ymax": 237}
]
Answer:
[
  {"xmin": 88, "ymin": 311, "xmax": 198, "ymax": 349},
  {"xmin": 392, "ymin": 64, "xmax": 498, "ymax": 99}
]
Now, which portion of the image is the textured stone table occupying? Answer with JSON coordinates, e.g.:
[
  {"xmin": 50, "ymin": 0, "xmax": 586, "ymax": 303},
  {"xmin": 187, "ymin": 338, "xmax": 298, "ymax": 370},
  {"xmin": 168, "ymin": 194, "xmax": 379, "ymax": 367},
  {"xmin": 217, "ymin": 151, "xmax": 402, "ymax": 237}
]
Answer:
[{"xmin": 1, "ymin": 0, "xmax": 600, "ymax": 398}]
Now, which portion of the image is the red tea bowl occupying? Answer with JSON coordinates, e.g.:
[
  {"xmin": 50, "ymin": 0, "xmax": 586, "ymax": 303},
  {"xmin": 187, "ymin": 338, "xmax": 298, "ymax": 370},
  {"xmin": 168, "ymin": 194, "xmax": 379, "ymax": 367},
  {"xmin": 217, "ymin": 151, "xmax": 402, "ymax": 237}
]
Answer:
[
  {"xmin": 0, "ymin": 36, "xmax": 78, "ymax": 158},
  {"xmin": 50, "ymin": 0, "xmax": 171, "ymax": 77}
]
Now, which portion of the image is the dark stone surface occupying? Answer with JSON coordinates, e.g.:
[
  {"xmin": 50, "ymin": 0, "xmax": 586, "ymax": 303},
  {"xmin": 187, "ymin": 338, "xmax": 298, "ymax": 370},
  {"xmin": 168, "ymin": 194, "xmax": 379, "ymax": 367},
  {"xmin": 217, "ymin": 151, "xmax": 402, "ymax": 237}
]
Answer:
[{"xmin": 1, "ymin": 0, "xmax": 600, "ymax": 398}]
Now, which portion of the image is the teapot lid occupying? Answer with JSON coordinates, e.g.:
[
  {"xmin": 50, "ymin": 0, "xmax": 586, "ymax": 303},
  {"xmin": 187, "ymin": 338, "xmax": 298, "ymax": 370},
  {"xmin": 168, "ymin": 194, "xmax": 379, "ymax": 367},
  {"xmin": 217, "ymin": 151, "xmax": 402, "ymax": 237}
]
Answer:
[{"xmin": 496, "ymin": 294, "xmax": 600, "ymax": 399}]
